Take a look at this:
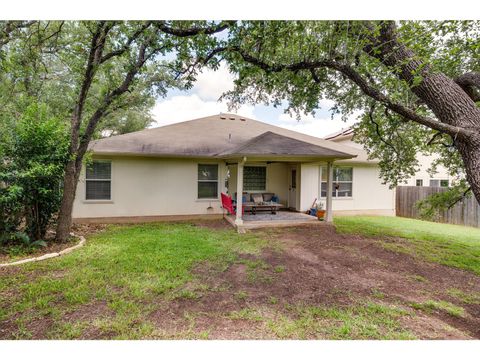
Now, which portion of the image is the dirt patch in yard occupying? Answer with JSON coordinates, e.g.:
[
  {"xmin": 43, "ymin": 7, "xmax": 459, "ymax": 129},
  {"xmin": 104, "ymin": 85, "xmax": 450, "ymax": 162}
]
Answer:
[
  {"xmin": 63, "ymin": 300, "xmax": 113, "ymax": 323},
  {"xmin": 189, "ymin": 219, "xmax": 232, "ymax": 230},
  {"xmin": 150, "ymin": 224, "xmax": 480, "ymax": 339},
  {"xmin": 2, "ymin": 221, "xmax": 479, "ymax": 339}
]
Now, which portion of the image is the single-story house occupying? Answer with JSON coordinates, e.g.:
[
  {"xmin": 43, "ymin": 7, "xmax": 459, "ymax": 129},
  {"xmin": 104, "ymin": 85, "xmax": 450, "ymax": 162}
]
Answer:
[
  {"xmin": 324, "ymin": 127, "xmax": 455, "ymax": 188},
  {"xmin": 72, "ymin": 114, "xmax": 396, "ymax": 227}
]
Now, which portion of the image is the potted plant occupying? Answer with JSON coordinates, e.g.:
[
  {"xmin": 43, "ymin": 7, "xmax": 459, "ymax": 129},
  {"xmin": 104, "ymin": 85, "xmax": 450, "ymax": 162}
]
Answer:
[{"xmin": 316, "ymin": 201, "xmax": 326, "ymax": 220}]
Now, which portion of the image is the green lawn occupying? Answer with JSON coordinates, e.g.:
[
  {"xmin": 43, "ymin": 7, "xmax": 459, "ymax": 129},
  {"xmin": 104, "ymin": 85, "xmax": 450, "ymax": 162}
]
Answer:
[
  {"xmin": 334, "ymin": 216, "xmax": 480, "ymax": 275},
  {"xmin": 0, "ymin": 223, "xmax": 269, "ymax": 339},
  {"xmin": 1, "ymin": 217, "xmax": 479, "ymax": 339}
]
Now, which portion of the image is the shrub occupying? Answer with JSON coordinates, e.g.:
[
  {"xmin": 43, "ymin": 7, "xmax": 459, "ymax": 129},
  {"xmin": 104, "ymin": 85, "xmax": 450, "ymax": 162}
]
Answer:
[{"xmin": 0, "ymin": 103, "xmax": 69, "ymax": 243}]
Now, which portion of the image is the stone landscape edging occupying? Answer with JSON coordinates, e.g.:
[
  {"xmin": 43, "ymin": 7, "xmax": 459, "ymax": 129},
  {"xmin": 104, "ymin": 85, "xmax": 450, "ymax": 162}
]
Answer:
[{"xmin": 0, "ymin": 235, "xmax": 86, "ymax": 268}]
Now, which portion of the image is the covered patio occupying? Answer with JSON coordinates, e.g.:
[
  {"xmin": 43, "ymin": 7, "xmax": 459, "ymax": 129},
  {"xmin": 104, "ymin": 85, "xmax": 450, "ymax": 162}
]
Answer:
[
  {"xmin": 224, "ymin": 210, "xmax": 322, "ymax": 231},
  {"xmin": 217, "ymin": 131, "xmax": 357, "ymax": 232}
]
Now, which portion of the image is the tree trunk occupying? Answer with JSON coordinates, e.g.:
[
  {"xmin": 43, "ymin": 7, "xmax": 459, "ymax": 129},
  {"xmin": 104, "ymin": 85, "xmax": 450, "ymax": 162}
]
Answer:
[
  {"xmin": 457, "ymin": 138, "xmax": 480, "ymax": 204},
  {"xmin": 55, "ymin": 159, "xmax": 78, "ymax": 241},
  {"xmin": 367, "ymin": 21, "xmax": 480, "ymax": 204}
]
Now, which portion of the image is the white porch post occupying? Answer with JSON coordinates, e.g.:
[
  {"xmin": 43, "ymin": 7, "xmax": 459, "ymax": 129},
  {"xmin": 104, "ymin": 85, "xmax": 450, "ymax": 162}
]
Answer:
[
  {"xmin": 325, "ymin": 161, "xmax": 334, "ymax": 223},
  {"xmin": 235, "ymin": 157, "xmax": 246, "ymax": 226}
]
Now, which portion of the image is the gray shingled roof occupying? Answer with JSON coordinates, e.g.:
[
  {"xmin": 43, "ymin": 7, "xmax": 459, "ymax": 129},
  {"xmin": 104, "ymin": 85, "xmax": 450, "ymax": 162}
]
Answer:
[
  {"xmin": 89, "ymin": 113, "xmax": 358, "ymax": 159},
  {"xmin": 217, "ymin": 131, "xmax": 352, "ymax": 158}
]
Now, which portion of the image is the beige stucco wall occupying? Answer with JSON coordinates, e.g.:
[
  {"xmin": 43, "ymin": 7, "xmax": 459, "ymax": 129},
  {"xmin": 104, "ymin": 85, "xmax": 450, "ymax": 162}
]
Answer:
[
  {"xmin": 299, "ymin": 162, "xmax": 395, "ymax": 214},
  {"xmin": 73, "ymin": 156, "xmax": 394, "ymax": 220},
  {"xmin": 402, "ymin": 153, "xmax": 454, "ymax": 186},
  {"xmin": 333, "ymin": 136, "xmax": 455, "ymax": 187},
  {"xmin": 227, "ymin": 162, "xmax": 289, "ymax": 204},
  {"xmin": 72, "ymin": 156, "xmax": 228, "ymax": 219},
  {"xmin": 300, "ymin": 163, "xmax": 319, "ymax": 211}
]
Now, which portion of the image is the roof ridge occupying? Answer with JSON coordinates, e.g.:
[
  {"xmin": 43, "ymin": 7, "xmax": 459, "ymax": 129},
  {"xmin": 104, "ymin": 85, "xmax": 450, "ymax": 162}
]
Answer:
[
  {"xmin": 218, "ymin": 131, "xmax": 273, "ymax": 155},
  {"xmin": 216, "ymin": 130, "xmax": 354, "ymax": 158}
]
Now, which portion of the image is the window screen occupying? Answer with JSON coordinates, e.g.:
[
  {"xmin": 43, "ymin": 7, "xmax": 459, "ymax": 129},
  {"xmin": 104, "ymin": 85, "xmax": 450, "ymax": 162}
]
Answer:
[
  {"xmin": 416, "ymin": 179, "xmax": 423, "ymax": 187},
  {"xmin": 243, "ymin": 166, "xmax": 266, "ymax": 191},
  {"xmin": 86, "ymin": 161, "xmax": 111, "ymax": 200},
  {"xmin": 321, "ymin": 167, "xmax": 353, "ymax": 198},
  {"xmin": 430, "ymin": 179, "xmax": 448, "ymax": 187},
  {"xmin": 198, "ymin": 164, "xmax": 218, "ymax": 199}
]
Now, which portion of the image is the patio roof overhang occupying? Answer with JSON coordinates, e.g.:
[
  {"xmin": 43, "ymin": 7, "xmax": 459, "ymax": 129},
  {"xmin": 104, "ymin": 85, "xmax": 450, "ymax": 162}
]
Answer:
[{"xmin": 215, "ymin": 131, "xmax": 357, "ymax": 161}]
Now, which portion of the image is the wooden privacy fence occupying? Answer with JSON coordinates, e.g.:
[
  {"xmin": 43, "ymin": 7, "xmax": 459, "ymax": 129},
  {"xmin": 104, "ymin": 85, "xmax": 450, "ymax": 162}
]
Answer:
[{"xmin": 396, "ymin": 186, "xmax": 480, "ymax": 228}]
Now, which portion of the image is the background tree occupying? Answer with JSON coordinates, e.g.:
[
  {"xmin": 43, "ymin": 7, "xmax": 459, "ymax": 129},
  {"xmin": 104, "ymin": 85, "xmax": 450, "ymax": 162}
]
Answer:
[
  {"xmin": 53, "ymin": 20, "xmax": 231, "ymax": 241},
  {"xmin": 215, "ymin": 21, "xmax": 480, "ymax": 206},
  {"xmin": 0, "ymin": 20, "xmax": 232, "ymax": 241}
]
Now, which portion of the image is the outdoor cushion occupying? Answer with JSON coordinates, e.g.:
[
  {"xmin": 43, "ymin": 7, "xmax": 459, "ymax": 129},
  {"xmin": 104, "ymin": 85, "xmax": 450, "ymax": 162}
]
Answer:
[
  {"xmin": 262, "ymin": 193, "xmax": 275, "ymax": 202},
  {"xmin": 234, "ymin": 192, "xmax": 249, "ymax": 203},
  {"xmin": 251, "ymin": 193, "xmax": 263, "ymax": 203}
]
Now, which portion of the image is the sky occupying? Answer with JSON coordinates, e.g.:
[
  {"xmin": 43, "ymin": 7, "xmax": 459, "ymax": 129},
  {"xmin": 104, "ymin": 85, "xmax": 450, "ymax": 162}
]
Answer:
[{"xmin": 151, "ymin": 63, "xmax": 359, "ymax": 138}]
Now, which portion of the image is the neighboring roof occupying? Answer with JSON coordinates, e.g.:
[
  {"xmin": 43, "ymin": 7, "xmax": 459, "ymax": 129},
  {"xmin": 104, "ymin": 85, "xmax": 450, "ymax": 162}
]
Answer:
[
  {"xmin": 323, "ymin": 126, "xmax": 378, "ymax": 164},
  {"xmin": 90, "ymin": 113, "xmax": 359, "ymax": 160},
  {"xmin": 324, "ymin": 127, "xmax": 354, "ymax": 140},
  {"xmin": 217, "ymin": 131, "xmax": 353, "ymax": 159}
]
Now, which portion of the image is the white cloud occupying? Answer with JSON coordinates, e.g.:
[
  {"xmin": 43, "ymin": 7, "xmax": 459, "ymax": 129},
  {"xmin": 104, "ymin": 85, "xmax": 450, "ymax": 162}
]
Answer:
[
  {"xmin": 152, "ymin": 94, "xmax": 256, "ymax": 127},
  {"xmin": 191, "ymin": 63, "xmax": 235, "ymax": 101},
  {"xmin": 152, "ymin": 62, "xmax": 359, "ymax": 138}
]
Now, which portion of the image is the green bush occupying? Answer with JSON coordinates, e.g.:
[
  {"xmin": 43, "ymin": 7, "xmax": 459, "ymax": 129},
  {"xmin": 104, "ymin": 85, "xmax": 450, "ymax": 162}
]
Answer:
[{"xmin": 0, "ymin": 103, "xmax": 69, "ymax": 243}]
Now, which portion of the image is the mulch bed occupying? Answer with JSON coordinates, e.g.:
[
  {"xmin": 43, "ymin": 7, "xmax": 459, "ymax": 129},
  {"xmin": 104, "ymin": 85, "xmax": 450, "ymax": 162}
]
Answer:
[{"xmin": 0, "ymin": 224, "xmax": 107, "ymax": 264}]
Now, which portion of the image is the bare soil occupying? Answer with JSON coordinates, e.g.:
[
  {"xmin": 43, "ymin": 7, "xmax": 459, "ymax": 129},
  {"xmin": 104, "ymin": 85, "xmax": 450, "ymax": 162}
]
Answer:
[
  {"xmin": 150, "ymin": 224, "xmax": 480, "ymax": 339},
  {"xmin": 1, "ymin": 221, "xmax": 479, "ymax": 339}
]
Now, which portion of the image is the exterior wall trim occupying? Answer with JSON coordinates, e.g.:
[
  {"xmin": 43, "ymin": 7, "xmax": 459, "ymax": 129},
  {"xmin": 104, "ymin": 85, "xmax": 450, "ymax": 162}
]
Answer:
[{"xmin": 73, "ymin": 213, "xmax": 223, "ymax": 224}]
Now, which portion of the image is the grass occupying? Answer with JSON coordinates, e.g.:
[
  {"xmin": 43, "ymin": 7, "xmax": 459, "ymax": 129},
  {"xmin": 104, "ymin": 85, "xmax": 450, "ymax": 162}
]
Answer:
[
  {"xmin": 410, "ymin": 300, "xmax": 465, "ymax": 318},
  {"xmin": 0, "ymin": 222, "xmax": 268, "ymax": 339},
  {"xmin": 1, "ymin": 217, "xmax": 478, "ymax": 339},
  {"xmin": 265, "ymin": 302, "xmax": 415, "ymax": 340},
  {"xmin": 447, "ymin": 288, "xmax": 480, "ymax": 305},
  {"xmin": 410, "ymin": 274, "xmax": 428, "ymax": 283},
  {"xmin": 335, "ymin": 216, "xmax": 480, "ymax": 275},
  {"xmin": 239, "ymin": 258, "xmax": 274, "ymax": 283},
  {"xmin": 227, "ymin": 308, "xmax": 263, "ymax": 321}
]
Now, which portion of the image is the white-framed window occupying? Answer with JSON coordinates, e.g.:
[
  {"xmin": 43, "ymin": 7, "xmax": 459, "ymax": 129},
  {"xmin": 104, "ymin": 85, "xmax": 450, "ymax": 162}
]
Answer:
[
  {"xmin": 243, "ymin": 166, "xmax": 267, "ymax": 191},
  {"xmin": 198, "ymin": 164, "xmax": 219, "ymax": 199},
  {"xmin": 430, "ymin": 179, "xmax": 449, "ymax": 188},
  {"xmin": 416, "ymin": 179, "xmax": 423, "ymax": 187},
  {"xmin": 321, "ymin": 166, "xmax": 353, "ymax": 198},
  {"xmin": 86, "ymin": 161, "xmax": 111, "ymax": 200}
]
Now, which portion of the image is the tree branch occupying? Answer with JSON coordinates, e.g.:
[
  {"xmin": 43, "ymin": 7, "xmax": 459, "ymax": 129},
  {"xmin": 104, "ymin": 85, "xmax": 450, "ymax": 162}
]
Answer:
[
  {"xmin": 173, "ymin": 46, "xmax": 228, "ymax": 80},
  {"xmin": 455, "ymin": 72, "xmax": 480, "ymax": 102},
  {"xmin": 154, "ymin": 20, "xmax": 234, "ymax": 37},
  {"xmin": 427, "ymin": 131, "xmax": 455, "ymax": 148},
  {"xmin": 0, "ymin": 21, "xmax": 36, "ymax": 48},
  {"xmin": 100, "ymin": 22, "xmax": 152, "ymax": 64},
  {"xmin": 230, "ymin": 47, "xmax": 474, "ymax": 139},
  {"xmin": 69, "ymin": 21, "xmax": 112, "ymax": 155},
  {"xmin": 447, "ymin": 186, "xmax": 472, "ymax": 210},
  {"xmin": 367, "ymin": 103, "xmax": 400, "ymax": 157}
]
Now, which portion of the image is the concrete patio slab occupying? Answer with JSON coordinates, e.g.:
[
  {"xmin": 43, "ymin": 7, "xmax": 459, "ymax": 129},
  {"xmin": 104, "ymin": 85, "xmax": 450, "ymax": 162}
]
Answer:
[{"xmin": 225, "ymin": 210, "xmax": 325, "ymax": 232}]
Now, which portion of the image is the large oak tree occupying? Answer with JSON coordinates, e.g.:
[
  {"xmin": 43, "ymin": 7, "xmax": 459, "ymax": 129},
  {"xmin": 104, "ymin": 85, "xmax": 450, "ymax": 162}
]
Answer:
[
  {"xmin": 212, "ymin": 21, "xmax": 480, "ymax": 206},
  {"xmin": 54, "ymin": 21, "xmax": 231, "ymax": 240}
]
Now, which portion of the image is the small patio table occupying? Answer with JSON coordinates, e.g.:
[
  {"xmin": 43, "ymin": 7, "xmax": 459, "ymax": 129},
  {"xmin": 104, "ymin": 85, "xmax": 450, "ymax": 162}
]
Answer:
[{"xmin": 243, "ymin": 201, "xmax": 284, "ymax": 215}]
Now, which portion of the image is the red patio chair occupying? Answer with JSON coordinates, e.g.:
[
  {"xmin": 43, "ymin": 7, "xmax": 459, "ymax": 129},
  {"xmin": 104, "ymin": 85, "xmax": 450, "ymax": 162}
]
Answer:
[{"xmin": 221, "ymin": 193, "xmax": 244, "ymax": 215}]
